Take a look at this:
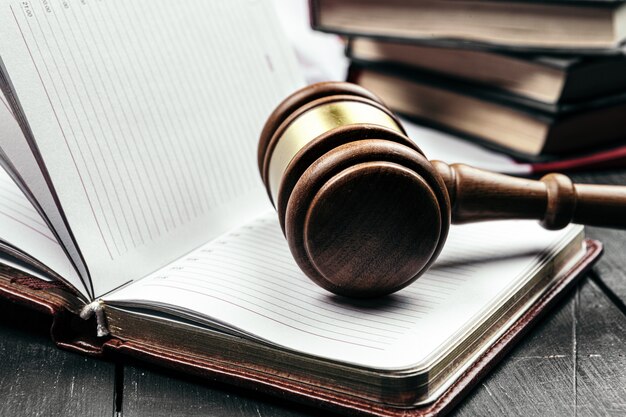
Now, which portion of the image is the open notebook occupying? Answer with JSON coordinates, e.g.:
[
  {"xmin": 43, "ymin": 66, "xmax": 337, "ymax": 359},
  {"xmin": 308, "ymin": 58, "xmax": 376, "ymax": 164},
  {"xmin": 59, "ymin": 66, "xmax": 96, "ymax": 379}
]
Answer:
[
  {"xmin": 102, "ymin": 212, "xmax": 585, "ymax": 405},
  {"xmin": 0, "ymin": 0, "xmax": 595, "ymax": 414}
]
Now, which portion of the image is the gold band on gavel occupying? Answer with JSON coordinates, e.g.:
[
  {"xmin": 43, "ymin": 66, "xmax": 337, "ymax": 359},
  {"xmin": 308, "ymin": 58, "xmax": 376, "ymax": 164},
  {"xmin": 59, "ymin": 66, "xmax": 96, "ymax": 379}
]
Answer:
[{"xmin": 268, "ymin": 100, "xmax": 403, "ymax": 202}]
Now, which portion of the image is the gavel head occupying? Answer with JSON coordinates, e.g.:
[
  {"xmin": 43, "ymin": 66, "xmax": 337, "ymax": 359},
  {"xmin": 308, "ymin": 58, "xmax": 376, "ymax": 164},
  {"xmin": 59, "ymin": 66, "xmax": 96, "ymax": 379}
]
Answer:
[{"xmin": 258, "ymin": 82, "xmax": 451, "ymax": 298}]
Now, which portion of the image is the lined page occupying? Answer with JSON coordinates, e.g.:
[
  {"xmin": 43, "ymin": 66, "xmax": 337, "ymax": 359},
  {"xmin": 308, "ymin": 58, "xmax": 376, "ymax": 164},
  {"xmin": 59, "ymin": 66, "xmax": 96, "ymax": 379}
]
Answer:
[
  {"xmin": 0, "ymin": 154, "xmax": 85, "ymax": 296},
  {"xmin": 106, "ymin": 212, "xmax": 582, "ymax": 369},
  {"xmin": 0, "ymin": 68, "xmax": 92, "ymax": 296},
  {"xmin": 0, "ymin": 0, "xmax": 302, "ymax": 296}
]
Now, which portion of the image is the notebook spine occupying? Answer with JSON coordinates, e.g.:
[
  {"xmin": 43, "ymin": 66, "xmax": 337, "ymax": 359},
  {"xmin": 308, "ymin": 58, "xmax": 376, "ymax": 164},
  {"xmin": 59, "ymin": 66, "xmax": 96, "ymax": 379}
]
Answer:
[{"xmin": 0, "ymin": 269, "xmax": 109, "ymax": 356}]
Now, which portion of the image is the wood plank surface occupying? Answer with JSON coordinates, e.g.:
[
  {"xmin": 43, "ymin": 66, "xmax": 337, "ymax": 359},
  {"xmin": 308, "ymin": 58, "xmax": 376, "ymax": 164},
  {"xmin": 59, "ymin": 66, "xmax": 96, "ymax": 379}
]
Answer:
[
  {"xmin": 575, "ymin": 278, "xmax": 626, "ymax": 416},
  {"xmin": 452, "ymin": 277, "xmax": 626, "ymax": 417},
  {"xmin": 120, "ymin": 364, "xmax": 318, "ymax": 417},
  {"xmin": 573, "ymin": 170, "xmax": 626, "ymax": 308},
  {"xmin": 0, "ymin": 300, "xmax": 116, "ymax": 417}
]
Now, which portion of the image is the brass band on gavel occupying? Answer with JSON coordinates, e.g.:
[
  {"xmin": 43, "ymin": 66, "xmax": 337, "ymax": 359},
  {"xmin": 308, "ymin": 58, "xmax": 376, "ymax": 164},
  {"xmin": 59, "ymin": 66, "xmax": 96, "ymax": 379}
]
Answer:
[{"xmin": 265, "ymin": 98, "xmax": 402, "ymax": 203}]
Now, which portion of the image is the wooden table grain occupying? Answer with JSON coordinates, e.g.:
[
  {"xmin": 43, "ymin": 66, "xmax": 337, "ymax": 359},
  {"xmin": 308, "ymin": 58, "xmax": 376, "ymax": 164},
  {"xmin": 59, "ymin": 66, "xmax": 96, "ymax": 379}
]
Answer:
[{"xmin": 1, "ymin": 171, "xmax": 625, "ymax": 417}]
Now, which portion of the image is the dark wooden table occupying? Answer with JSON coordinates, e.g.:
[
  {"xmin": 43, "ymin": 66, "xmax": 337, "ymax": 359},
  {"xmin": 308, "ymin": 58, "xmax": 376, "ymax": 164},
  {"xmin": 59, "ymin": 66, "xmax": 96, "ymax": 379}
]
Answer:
[{"xmin": 1, "ymin": 170, "xmax": 625, "ymax": 417}]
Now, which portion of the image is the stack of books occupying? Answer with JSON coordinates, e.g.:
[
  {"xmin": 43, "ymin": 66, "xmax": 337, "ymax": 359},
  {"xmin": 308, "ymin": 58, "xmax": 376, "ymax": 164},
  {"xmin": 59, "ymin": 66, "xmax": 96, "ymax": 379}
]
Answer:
[{"xmin": 310, "ymin": 0, "xmax": 626, "ymax": 169}]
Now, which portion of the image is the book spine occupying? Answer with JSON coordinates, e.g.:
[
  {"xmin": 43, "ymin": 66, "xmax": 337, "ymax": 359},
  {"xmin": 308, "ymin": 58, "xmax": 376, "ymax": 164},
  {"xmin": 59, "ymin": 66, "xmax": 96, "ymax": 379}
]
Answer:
[{"xmin": 0, "ymin": 271, "xmax": 108, "ymax": 356}]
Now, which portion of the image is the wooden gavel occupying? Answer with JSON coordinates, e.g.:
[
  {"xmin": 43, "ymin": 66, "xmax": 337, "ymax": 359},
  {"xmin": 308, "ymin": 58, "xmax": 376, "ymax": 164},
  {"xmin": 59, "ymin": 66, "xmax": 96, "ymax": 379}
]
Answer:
[{"xmin": 258, "ymin": 82, "xmax": 626, "ymax": 298}]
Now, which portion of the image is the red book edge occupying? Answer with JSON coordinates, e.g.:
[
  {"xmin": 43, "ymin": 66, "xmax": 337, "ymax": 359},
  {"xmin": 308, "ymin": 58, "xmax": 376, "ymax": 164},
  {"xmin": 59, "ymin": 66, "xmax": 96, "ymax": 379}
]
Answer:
[{"xmin": 530, "ymin": 144, "xmax": 626, "ymax": 174}]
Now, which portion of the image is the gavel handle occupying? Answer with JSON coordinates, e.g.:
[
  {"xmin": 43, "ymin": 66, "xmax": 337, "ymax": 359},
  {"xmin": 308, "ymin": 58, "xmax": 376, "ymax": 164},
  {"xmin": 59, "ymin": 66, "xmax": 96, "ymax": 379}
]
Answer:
[{"xmin": 432, "ymin": 161, "xmax": 626, "ymax": 230}]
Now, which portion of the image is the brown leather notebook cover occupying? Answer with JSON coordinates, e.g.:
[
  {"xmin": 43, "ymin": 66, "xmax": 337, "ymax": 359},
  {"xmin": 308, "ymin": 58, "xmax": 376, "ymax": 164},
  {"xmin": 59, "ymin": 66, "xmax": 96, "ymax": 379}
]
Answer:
[{"xmin": 0, "ymin": 239, "xmax": 603, "ymax": 417}]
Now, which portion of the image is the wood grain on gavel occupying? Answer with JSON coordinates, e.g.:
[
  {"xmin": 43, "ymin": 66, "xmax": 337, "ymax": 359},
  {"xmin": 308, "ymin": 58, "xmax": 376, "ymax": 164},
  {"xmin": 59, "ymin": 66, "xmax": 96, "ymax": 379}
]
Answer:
[{"xmin": 258, "ymin": 81, "xmax": 626, "ymax": 298}]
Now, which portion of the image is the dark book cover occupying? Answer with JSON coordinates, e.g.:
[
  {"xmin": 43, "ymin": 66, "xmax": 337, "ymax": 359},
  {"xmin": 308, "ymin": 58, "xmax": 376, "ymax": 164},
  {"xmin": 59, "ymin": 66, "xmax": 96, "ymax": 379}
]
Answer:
[
  {"xmin": 345, "ymin": 37, "xmax": 626, "ymax": 105},
  {"xmin": 347, "ymin": 64, "xmax": 626, "ymax": 162},
  {"xmin": 347, "ymin": 61, "xmax": 626, "ymax": 116},
  {"xmin": 310, "ymin": 0, "xmax": 626, "ymax": 55}
]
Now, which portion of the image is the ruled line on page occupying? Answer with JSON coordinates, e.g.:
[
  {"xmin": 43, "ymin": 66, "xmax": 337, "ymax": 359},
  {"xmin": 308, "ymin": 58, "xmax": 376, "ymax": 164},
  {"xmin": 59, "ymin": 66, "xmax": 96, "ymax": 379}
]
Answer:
[
  {"xmin": 0, "ymin": 199, "xmax": 49, "ymax": 234},
  {"xmin": 10, "ymin": 3, "xmax": 115, "ymax": 259},
  {"xmin": 97, "ymin": 0, "xmax": 191, "ymax": 226},
  {"xmin": 75, "ymin": 0, "xmax": 176, "ymax": 237},
  {"xmin": 0, "ymin": 162, "xmax": 89, "ymax": 296},
  {"xmin": 190, "ymin": 246, "xmax": 431, "ymax": 321},
  {"xmin": 42, "ymin": 0, "xmax": 171, "ymax": 247},
  {"xmin": 8, "ymin": 0, "xmax": 297, "ymax": 262},
  {"xmin": 39, "ymin": 0, "xmax": 160, "ymax": 249},
  {"xmin": 32, "ymin": 0, "xmax": 138, "ymax": 253},
  {"xmin": 143, "ymin": 278, "xmax": 397, "ymax": 345},
  {"xmin": 125, "ymin": 1, "xmax": 211, "ymax": 215},
  {"xmin": 194, "ymin": 254, "xmax": 421, "ymax": 323},
  {"xmin": 47, "ymin": 0, "xmax": 153, "ymax": 246},
  {"xmin": 0, "ymin": 192, "xmax": 44, "ymax": 222},
  {"xmin": 188, "ymin": 253, "xmax": 427, "ymax": 328},
  {"xmin": 0, "ymin": 174, "xmax": 55, "ymax": 242},
  {"xmin": 203, "ymin": 238, "xmax": 435, "ymax": 317},
  {"xmin": 0, "ymin": 209, "xmax": 57, "ymax": 244},
  {"xmin": 163, "ymin": 270, "xmax": 405, "ymax": 337},
  {"xmin": 26, "ymin": 1, "xmax": 127, "ymax": 254},
  {"xmin": 142, "ymin": 283, "xmax": 387, "ymax": 351},
  {"xmin": 143, "ymin": 0, "xmax": 235, "ymax": 205},
  {"xmin": 0, "ymin": 185, "xmax": 48, "ymax": 228},
  {"xmin": 181, "ymin": 259, "xmax": 413, "ymax": 329}
]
